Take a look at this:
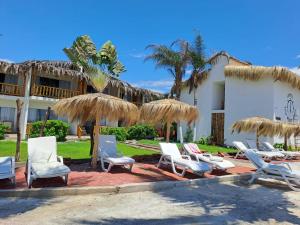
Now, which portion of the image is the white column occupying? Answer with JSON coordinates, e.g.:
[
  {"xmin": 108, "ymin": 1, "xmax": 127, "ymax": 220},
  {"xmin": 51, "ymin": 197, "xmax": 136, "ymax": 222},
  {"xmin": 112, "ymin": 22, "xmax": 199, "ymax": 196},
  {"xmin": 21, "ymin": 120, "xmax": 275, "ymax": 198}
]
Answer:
[
  {"xmin": 179, "ymin": 124, "xmax": 183, "ymax": 144},
  {"xmin": 193, "ymin": 123, "xmax": 197, "ymax": 142},
  {"xmin": 20, "ymin": 69, "xmax": 32, "ymax": 139}
]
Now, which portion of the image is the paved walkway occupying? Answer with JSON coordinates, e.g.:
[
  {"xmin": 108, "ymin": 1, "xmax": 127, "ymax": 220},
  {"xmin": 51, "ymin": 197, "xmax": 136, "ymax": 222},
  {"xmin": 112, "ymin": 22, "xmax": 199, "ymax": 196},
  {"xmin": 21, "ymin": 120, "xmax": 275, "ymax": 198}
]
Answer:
[{"xmin": 0, "ymin": 182, "xmax": 299, "ymax": 225}]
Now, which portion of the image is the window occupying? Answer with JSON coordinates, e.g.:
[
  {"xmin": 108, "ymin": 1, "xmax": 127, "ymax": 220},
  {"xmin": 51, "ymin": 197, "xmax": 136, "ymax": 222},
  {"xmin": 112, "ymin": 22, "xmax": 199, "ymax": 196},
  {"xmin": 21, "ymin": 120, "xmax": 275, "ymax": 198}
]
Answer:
[
  {"xmin": 212, "ymin": 81, "xmax": 225, "ymax": 110},
  {"xmin": 0, "ymin": 107, "xmax": 15, "ymax": 121},
  {"xmin": 39, "ymin": 77, "xmax": 59, "ymax": 88}
]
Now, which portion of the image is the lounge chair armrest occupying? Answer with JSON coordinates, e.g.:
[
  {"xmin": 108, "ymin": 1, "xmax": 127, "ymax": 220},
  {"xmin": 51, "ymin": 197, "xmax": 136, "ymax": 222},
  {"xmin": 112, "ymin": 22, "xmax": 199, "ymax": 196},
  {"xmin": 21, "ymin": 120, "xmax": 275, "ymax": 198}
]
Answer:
[
  {"xmin": 57, "ymin": 156, "xmax": 64, "ymax": 164},
  {"xmin": 203, "ymin": 153, "xmax": 212, "ymax": 158},
  {"xmin": 181, "ymin": 155, "xmax": 191, "ymax": 161},
  {"xmin": 279, "ymin": 162, "xmax": 292, "ymax": 171}
]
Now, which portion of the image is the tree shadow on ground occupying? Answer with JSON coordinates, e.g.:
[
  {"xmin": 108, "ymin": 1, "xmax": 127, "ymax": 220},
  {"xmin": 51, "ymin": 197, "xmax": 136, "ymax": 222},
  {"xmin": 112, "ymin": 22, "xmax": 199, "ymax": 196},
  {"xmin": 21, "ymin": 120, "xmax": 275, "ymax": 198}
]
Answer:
[
  {"xmin": 73, "ymin": 182, "xmax": 300, "ymax": 225},
  {"xmin": 0, "ymin": 197, "xmax": 62, "ymax": 219}
]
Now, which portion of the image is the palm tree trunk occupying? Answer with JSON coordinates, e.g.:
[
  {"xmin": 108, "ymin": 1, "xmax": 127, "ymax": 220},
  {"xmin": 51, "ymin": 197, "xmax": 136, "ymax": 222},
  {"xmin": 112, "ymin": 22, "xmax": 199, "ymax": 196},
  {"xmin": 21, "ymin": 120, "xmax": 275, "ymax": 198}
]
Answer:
[{"xmin": 16, "ymin": 99, "xmax": 23, "ymax": 162}]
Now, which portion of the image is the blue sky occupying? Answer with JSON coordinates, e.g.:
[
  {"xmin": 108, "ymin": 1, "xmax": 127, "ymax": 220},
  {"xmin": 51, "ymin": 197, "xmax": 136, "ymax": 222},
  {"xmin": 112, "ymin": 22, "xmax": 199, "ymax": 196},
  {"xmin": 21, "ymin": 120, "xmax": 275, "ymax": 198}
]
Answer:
[{"xmin": 0, "ymin": 0, "xmax": 299, "ymax": 93}]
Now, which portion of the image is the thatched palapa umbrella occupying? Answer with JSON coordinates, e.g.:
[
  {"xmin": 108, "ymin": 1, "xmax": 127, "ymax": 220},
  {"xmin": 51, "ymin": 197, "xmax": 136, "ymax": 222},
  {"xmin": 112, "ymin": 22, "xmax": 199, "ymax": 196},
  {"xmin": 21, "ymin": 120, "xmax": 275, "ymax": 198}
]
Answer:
[
  {"xmin": 231, "ymin": 116, "xmax": 300, "ymax": 149},
  {"xmin": 53, "ymin": 93, "xmax": 139, "ymax": 168},
  {"xmin": 140, "ymin": 99, "xmax": 199, "ymax": 142}
]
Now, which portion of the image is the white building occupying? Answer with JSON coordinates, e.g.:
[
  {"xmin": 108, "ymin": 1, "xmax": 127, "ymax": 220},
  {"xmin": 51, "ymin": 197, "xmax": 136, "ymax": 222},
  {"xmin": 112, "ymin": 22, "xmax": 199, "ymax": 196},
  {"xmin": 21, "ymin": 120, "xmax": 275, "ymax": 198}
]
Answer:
[
  {"xmin": 180, "ymin": 51, "xmax": 300, "ymax": 146},
  {"xmin": 0, "ymin": 60, "xmax": 163, "ymax": 139}
]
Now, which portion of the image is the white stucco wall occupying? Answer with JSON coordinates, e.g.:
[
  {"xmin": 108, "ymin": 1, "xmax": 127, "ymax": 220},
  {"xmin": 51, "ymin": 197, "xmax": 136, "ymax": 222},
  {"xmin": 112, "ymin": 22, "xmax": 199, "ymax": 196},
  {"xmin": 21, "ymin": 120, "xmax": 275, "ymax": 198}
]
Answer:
[
  {"xmin": 180, "ymin": 56, "xmax": 228, "ymax": 141},
  {"xmin": 224, "ymin": 77, "xmax": 275, "ymax": 145},
  {"xmin": 272, "ymin": 81, "xmax": 300, "ymax": 145}
]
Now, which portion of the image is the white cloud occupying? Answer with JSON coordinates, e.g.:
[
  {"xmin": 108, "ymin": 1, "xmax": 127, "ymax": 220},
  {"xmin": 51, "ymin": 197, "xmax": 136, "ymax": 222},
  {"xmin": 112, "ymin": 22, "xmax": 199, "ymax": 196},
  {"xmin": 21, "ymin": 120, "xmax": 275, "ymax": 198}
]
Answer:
[
  {"xmin": 0, "ymin": 58, "xmax": 14, "ymax": 63},
  {"xmin": 132, "ymin": 79, "xmax": 173, "ymax": 93},
  {"xmin": 186, "ymin": 69, "xmax": 192, "ymax": 75},
  {"xmin": 129, "ymin": 53, "xmax": 146, "ymax": 59},
  {"xmin": 290, "ymin": 67, "xmax": 300, "ymax": 75}
]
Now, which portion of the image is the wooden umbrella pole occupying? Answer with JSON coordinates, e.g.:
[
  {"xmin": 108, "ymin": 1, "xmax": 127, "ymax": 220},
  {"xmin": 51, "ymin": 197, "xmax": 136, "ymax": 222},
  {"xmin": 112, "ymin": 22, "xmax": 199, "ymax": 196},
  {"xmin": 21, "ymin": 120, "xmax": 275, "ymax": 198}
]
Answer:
[
  {"xmin": 91, "ymin": 113, "xmax": 101, "ymax": 169},
  {"xmin": 166, "ymin": 122, "xmax": 171, "ymax": 143}
]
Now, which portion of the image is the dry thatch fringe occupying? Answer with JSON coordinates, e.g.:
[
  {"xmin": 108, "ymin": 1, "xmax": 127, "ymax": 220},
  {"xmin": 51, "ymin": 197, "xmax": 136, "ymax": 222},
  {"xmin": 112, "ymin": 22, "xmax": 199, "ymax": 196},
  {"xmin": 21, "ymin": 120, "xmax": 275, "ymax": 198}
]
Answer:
[
  {"xmin": 182, "ymin": 70, "xmax": 209, "ymax": 92},
  {"xmin": 52, "ymin": 93, "xmax": 139, "ymax": 125},
  {"xmin": 225, "ymin": 65, "xmax": 300, "ymax": 90},
  {"xmin": 231, "ymin": 116, "xmax": 300, "ymax": 138},
  {"xmin": 139, "ymin": 99, "xmax": 199, "ymax": 124},
  {"xmin": 104, "ymin": 76, "xmax": 164, "ymax": 100},
  {"xmin": 0, "ymin": 60, "xmax": 92, "ymax": 85}
]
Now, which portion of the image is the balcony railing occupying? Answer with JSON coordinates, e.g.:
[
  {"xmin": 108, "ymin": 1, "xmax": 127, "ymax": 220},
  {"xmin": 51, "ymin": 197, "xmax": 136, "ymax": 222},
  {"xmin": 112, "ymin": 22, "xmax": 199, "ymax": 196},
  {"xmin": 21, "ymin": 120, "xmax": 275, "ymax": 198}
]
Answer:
[
  {"xmin": 31, "ymin": 84, "xmax": 80, "ymax": 99},
  {"xmin": 0, "ymin": 83, "xmax": 23, "ymax": 96}
]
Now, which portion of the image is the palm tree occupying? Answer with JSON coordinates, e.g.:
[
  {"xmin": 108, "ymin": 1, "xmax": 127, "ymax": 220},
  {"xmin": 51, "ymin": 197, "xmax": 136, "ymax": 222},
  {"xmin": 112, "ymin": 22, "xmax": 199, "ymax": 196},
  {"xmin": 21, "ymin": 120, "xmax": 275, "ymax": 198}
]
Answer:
[
  {"xmin": 145, "ymin": 43, "xmax": 189, "ymax": 99},
  {"xmin": 64, "ymin": 35, "xmax": 126, "ymax": 91},
  {"xmin": 185, "ymin": 34, "xmax": 207, "ymax": 103}
]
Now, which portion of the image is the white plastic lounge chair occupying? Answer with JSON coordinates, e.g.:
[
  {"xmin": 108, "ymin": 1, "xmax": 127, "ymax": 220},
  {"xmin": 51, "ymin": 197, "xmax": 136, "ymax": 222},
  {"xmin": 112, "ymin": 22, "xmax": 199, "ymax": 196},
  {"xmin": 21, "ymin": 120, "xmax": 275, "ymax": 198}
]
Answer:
[
  {"xmin": 0, "ymin": 156, "xmax": 15, "ymax": 185},
  {"xmin": 244, "ymin": 149, "xmax": 300, "ymax": 191},
  {"xmin": 246, "ymin": 139, "xmax": 285, "ymax": 159},
  {"xmin": 158, "ymin": 143, "xmax": 211, "ymax": 177},
  {"xmin": 27, "ymin": 136, "xmax": 70, "ymax": 188},
  {"xmin": 233, "ymin": 141, "xmax": 284, "ymax": 160},
  {"xmin": 98, "ymin": 135, "xmax": 135, "ymax": 172},
  {"xmin": 262, "ymin": 142, "xmax": 300, "ymax": 160},
  {"xmin": 183, "ymin": 143, "xmax": 235, "ymax": 170}
]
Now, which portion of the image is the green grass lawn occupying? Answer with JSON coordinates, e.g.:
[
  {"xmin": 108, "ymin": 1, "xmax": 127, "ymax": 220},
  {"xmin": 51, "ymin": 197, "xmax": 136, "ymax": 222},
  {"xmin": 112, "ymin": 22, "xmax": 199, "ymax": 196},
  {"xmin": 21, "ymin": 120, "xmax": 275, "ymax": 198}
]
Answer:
[
  {"xmin": 0, "ymin": 140, "xmax": 157, "ymax": 162},
  {"xmin": 138, "ymin": 139, "xmax": 237, "ymax": 154}
]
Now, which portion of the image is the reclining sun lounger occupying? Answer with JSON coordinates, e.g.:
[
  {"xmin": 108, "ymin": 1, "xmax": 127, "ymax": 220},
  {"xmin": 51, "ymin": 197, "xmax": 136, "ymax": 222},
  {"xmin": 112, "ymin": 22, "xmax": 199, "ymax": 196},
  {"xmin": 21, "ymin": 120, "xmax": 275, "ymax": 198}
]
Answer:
[
  {"xmin": 158, "ymin": 143, "xmax": 211, "ymax": 177},
  {"xmin": 183, "ymin": 143, "xmax": 235, "ymax": 170},
  {"xmin": 233, "ymin": 141, "xmax": 284, "ymax": 160},
  {"xmin": 27, "ymin": 136, "xmax": 70, "ymax": 188},
  {"xmin": 98, "ymin": 135, "xmax": 135, "ymax": 172},
  {"xmin": 262, "ymin": 142, "xmax": 300, "ymax": 160},
  {"xmin": 0, "ymin": 156, "xmax": 15, "ymax": 185},
  {"xmin": 246, "ymin": 139, "xmax": 285, "ymax": 159},
  {"xmin": 244, "ymin": 149, "xmax": 300, "ymax": 191}
]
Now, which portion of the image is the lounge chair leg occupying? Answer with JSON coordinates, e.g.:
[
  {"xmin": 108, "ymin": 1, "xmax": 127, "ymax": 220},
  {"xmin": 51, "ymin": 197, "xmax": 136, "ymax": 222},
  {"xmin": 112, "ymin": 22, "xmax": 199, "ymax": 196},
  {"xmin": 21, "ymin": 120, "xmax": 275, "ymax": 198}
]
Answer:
[
  {"xmin": 129, "ymin": 164, "xmax": 133, "ymax": 172},
  {"xmin": 11, "ymin": 177, "xmax": 16, "ymax": 186},
  {"xmin": 157, "ymin": 156, "xmax": 164, "ymax": 168},
  {"xmin": 63, "ymin": 174, "xmax": 68, "ymax": 185},
  {"xmin": 248, "ymin": 173, "xmax": 257, "ymax": 184},
  {"xmin": 27, "ymin": 177, "xmax": 33, "ymax": 189}
]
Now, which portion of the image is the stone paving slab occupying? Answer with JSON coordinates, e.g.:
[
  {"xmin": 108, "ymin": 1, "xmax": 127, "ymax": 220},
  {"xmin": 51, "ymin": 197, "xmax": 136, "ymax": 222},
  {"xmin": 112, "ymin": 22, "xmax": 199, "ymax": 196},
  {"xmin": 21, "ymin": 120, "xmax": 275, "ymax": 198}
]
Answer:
[{"xmin": 0, "ymin": 182, "xmax": 299, "ymax": 225}]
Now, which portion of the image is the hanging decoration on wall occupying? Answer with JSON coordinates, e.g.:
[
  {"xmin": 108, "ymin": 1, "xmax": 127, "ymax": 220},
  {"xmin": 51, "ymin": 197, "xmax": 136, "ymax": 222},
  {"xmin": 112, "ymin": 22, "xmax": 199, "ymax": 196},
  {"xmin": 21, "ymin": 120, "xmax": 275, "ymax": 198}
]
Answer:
[{"xmin": 284, "ymin": 93, "xmax": 296, "ymax": 122}]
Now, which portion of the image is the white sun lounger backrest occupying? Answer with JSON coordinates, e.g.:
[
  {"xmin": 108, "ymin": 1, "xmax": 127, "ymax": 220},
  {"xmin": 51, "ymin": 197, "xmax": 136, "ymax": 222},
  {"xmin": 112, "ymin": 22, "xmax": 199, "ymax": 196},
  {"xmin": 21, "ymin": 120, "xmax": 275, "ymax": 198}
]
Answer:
[
  {"xmin": 246, "ymin": 140, "xmax": 257, "ymax": 149},
  {"xmin": 28, "ymin": 136, "xmax": 57, "ymax": 163},
  {"xmin": 99, "ymin": 135, "xmax": 118, "ymax": 158},
  {"xmin": 262, "ymin": 142, "xmax": 275, "ymax": 151},
  {"xmin": 232, "ymin": 141, "xmax": 249, "ymax": 151},
  {"xmin": 244, "ymin": 149, "xmax": 268, "ymax": 169},
  {"xmin": 183, "ymin": 143, "xmax": 201, "ymax": 154},
  {"xmin": 159, "ymin": 143, "xmax": 182, "ymax": 159}
]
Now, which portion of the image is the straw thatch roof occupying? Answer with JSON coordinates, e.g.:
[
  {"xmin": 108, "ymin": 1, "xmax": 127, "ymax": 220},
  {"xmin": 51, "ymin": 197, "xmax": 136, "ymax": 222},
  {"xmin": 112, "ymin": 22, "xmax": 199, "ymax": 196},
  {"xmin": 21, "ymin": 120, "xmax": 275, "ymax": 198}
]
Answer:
[
  {"xmin": 140, "ymin": 99, "xmax": 199, "ymax": 124},
  {"xmin": 104, "ymin": 76, "xmax": 165, "ymax": 101},
  {"xmin": 225, "ymin": 65, "xmax": 300, "ymax": 90},
  {"xmin": 207, "ymin": 51, "xmax": 251, "ymax": 66},
  {"xmin": 52, "ymin": 93, "xmax": 139, "ymax": 124},
  {"xmin": 231, "ymin": 116, "xmax": 300, "ymax": 137},
  {"xmin": 0, "ymin": 60, "xmax": 92, "ymax": 84}
]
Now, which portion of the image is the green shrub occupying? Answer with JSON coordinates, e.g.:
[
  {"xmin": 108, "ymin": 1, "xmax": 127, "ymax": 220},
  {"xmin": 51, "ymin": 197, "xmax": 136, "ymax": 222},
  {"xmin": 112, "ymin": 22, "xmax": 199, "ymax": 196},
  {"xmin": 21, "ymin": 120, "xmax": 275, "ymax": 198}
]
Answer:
[
  {"xmin": 127, "ymin": 124, "xmax": 157, "ymax": 140},
  {"xmin": 197, "ymin": 136, "xmax": 212, "ymax": 145},
  {"xmin": 274, "ymin": 143, "xmax": 284, "ymax": 149},
  {"xmin": 184, "ymin": 126, "xmax": 193, "ymax": 143},
  {"xmin": 30, "ymin": 120, "xmax": 70, "ymax": 142},
  {"xmin": 101, "ymin": 127, "xmax": 128, "ymax": 141},
  {"xmin": 0, "ymin": 124, "xmax": 8, "ymax": 140}
]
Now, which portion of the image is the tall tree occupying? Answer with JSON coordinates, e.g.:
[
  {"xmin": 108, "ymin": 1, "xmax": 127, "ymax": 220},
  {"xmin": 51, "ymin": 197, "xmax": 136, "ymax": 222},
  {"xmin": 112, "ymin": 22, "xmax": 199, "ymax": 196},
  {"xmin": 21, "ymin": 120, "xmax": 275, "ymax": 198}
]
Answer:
[
  {"xmin": 145, "ymin": 43, "xmax": 189, "ymax": 99},
  {"xmin": 64, "ymin": 35, "xmax": 126, "ymax": 91},
  {"xmin": 185, "ymin": 34, "xmax": 207, "ymax": 97}
]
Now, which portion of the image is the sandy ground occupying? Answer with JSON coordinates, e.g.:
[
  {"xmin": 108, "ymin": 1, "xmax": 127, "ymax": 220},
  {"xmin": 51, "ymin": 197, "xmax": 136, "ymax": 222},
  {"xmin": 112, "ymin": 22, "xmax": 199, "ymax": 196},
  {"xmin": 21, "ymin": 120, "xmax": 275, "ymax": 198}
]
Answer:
[{"xmin": 0, "ymin": 182, "xmax": 299, "ymax": 225}]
